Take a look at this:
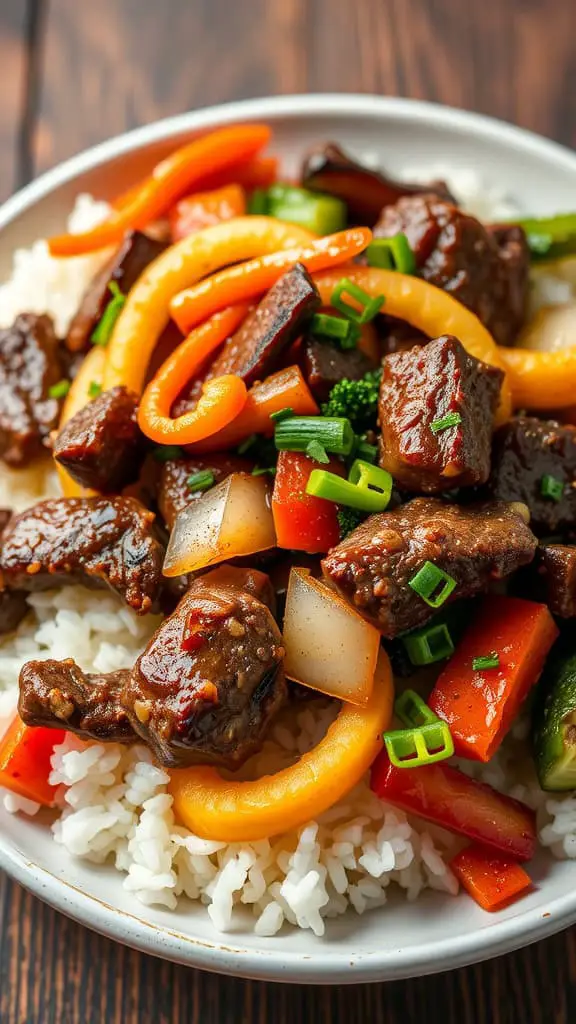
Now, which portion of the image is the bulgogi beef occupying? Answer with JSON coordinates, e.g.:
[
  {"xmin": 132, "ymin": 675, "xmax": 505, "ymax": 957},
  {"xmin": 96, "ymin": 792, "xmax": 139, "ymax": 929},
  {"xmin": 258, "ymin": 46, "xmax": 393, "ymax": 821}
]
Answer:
[
  {"xmin": 322, "ymin": 498, "xmax": 537, "ymax": 637},
  {"xmin": 158, "ymin": 453, "xmax": 253, "ymax": 530},
  {"xmin": 486, "ymin": 417, "xmax": 576, "ymax": 535},
  {"xmin": 373, "ymin": 194, "xmax": 530, "ymax": 345},
  {"xmin": 66, "ymin": 230, "xmax": 167, "ymax": 352},
  {"xmin": 536, "ymin": 544, "xmax": 576, "ymax": 618},
  {"xmin": 0, "ymin": 313, "xmax": 65, "ymax": 467},
  {"xmin": 53, "ymin": 386, "xmax": 142, "ymax": 492},
  {"xmin": 0, "ymin": 508, "xmax": 27, "ymax": 634},
  {"xmin": 19, "ymin": 660, "xmax": 134, "ymax": 742},
  {"xmin": 207, "ymin": 264, "xmax": 320, "ymax": 385},
  {"xmin": 0, "ymin": 496, "xmax": 165, "ymax": 614},
  {"xmin": 301, "ymin": 337, "xmax": 377, "ymax": 402},
  {"xmin": 379, "ymin": 335, "xmax": 504, "ymax": 493},
  {"xmin": 301, "ymin": 142, "xmax": 455, "ymax": 226}
]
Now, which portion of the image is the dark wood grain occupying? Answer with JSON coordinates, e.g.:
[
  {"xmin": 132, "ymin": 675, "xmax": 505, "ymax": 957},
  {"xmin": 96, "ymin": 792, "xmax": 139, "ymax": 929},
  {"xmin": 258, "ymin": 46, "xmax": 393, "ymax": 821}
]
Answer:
[{"xmin": 2, "ymin": 0, "xmax": 576, "ymax": 1020}]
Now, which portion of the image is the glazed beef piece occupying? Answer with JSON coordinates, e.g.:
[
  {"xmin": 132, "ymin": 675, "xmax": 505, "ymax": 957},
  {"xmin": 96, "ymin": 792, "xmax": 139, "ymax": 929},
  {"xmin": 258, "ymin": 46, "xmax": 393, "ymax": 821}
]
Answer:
[
  {"xmin": 53, "ymin": 386, "xmax": 142, "ymax": 493},
  {"xmin": 0, "ymin": 508, "xmax": 27, "ymax": 634},
  {"xmin": 486, "ymin": 417, "xmax": 576, "ymax": 535},
  {"xmin": 379, "ymin": 335, "xmax": 504, "ymax": 493},
  {"xmin": 0, "ymin": 496, "xmax": 165, "ymax": 614},
  {"xmin": 19, "ymin": 660, "xmax": 134, "ymax": 742},
  {"xmin": 0, "ymin": 313, "xmax": 65, "ymax": 466},
  {"xmin": 301, "ymin": 337, "xmax": 377, "ymax": 402},
  {"xmin": 302, "ymin": 142, "xmax": 455, "ymax": 226},
  {"xmin": 374, "ymin": 194, "xmax": 529, "ymax": 345},
  {"xmin": 536, "ymin": 544, "xmax": 576, "ymax": 618},
  {"xmin": 158, "ymin": 453, "xmax": 252, "ymax": 530},
  {"xmin": 322, "ymin": 498, "xmax": 537, "ymax": 637},
  {"xmin": 208, "ymin": 264, "xmax": 320, "ymax": 385},
  {"xmin": 123, "ymin": 576, "xmax": 286, "ymax": 768},
  {"xmin": 66, "ymin": 230, "xmax": 166, "ymax": 352}
]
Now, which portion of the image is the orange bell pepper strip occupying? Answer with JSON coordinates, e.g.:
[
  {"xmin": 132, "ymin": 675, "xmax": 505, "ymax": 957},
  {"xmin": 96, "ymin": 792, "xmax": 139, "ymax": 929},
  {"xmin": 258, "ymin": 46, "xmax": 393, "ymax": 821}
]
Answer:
[
  {"xmin": 0, "ymin": 716, "xmax": 65, "ymax": 807},
  {"xmin": 169, "ymin": 184, "xmax": 246, "ymax": 242},
  {"xmin": 170, "ymin": 227, "xmax": 372, "ymax": 334},
  {"xmin": 186, "ymin": 365, "xmax": 319, "ymax": 454},
  {"xmin": 169, "ymin": 650, "xmax": 393, "ymax": 842},
  {"xmin": 271, "ymin": 451, "xmax": 342, "ymax": 553},
  {"xmin": 450, "ymin": 845, "xmax": 532, "ymax": 912},
  {"xmin": 313, "ymin": 268, "xmax": 512, "ymax": 425},
  {"xmin": 138, "ymin": 306, "xmax": 249, "ymax": 446},
  {"xmin": 55, "ymin": 345, "xmax": 107, "ymax": 497},
  {"xmin": 102, "ymin": 216, "xmax": 315, "ymax": 395},
  {"xmin": 195, "ymin": 155, "xmax": 279, "ymax": 193},
  {"xmin": 48, "ymin": 124, "xmax": 272, "ymax": 256},
  {"xmin": 499, "ymin": 346, "xmax": 576, "ymax": 410},
  {"xmin": 429, "ymin": 596, "xmax": 559, "ymax": 762}
]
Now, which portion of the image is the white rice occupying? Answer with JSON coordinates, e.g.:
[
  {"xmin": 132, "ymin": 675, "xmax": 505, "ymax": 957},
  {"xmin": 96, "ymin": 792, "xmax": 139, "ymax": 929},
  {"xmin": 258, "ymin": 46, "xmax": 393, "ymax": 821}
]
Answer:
[{"xmin": 0, "ymin": 176, "xmax": 575, "ymax": 937}]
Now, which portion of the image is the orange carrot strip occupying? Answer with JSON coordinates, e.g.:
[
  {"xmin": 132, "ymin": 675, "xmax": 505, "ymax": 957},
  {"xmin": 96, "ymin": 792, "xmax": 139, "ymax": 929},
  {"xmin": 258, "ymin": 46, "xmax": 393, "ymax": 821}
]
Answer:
[
  {"xmin": 195, "ymin": 155, "xmax": 279, "ymax": 192},
  {"xmin": 170, "ymin": 227, "xmax": 372, "ymax": 334},
  {"xmin": 48, "ymin": 124, "xmax": 271, "ymax": 256},
  {"xmin": 450, "ymin": 845, "xmax": 532, "ymax": 912}
]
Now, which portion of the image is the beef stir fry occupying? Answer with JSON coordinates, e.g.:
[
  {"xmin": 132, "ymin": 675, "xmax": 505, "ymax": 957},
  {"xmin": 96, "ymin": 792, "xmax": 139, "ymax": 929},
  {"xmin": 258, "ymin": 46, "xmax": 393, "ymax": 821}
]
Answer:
[{"xmin": 2, "ymin": 124, "xmax": 576, "ymax": 920}]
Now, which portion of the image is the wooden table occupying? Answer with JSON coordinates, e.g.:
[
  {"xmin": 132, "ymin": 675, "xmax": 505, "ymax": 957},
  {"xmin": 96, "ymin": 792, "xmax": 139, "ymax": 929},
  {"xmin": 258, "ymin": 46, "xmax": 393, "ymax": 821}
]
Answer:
[{"xmin": 1, "ymin": 1, "xmax": 576, "ymax": 1020}]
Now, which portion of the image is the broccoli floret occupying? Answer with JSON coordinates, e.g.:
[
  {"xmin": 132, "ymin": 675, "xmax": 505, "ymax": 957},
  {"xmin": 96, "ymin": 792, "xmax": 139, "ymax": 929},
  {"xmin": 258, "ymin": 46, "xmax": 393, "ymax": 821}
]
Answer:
[
  {"xmin": 321, "ymin": 368, "xmax": 382, "ymax": 430},
  {"xmin": 337, "ymin": 507, "xmax": 366, "ymax": 540}
]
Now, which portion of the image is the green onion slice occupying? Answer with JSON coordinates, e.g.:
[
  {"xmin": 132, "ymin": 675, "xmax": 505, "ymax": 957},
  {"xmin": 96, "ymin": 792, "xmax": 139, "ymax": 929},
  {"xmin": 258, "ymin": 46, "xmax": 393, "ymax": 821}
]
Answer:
[
  {"xmin": 365, "ymin": 233, "xmax": 416, "ymax": 274},
  {"xmin": 91, "ymin": 281, "xmax": 126, "ymax": 347},
  {"xmin": 309, "ymin": 313, "xmax": 360, "ymax": 351},
  {"xmin": 306, "ymin": 460, "xmax": 392, "ymax": 513},
  {"xmin": 48, "ymin": 379, "xmax": 71, "ymax": 400},
  {"xmin": 331, "ymin": 277, "xmax": 385, "ymax": 325},
  {"xmin": 305, "ymin": 439, "xmax": 330, "ymax": 464},
  {"xmin": 88, "ymin": 380, "xmax": 103, "ymax": 399},
  {"xmin": 430, "ymin": 412, "xmax": 462, "ymax": 435},
  {"xmin": 153, "ymin": 445, "xmax": 184, "ymax": 463},
  {"xmin": 540, "ymin": 474, "xmax": 564, "ymax": 502},
  {"xmin": 187, "ymin": 469, "xmax": 216, "ymax": 493},
  {"xmin": 472, "ymin": 653, "xmax": 500, "ymax": 671},
  {"xmin": 401, "ymin": 623, "xmax": 454, "ymax": 667},
  {"xmin": 383, "ymin": 721, "xmax": 454, "ymax": 768},
  {"xmin": 269, "ymin": 407, "xmax": 295, "ymax": 424},
  {"xmin": 352, "ymin": 437, "xmax": 378, "ymax": 464},
  {"xmin": 252, "ymin": 466, "xmax": 276, "ymax": 477},
  {"xmin": 408, "ymin": 561, "xmax": 457, "ymax": 608},
  {"xmin": 395, "ymin": 689, "xmax": 440, "ymax": 728},
  {"xmin": 274, "ymin": 416, "xmax": 355, "ymax": 456}
]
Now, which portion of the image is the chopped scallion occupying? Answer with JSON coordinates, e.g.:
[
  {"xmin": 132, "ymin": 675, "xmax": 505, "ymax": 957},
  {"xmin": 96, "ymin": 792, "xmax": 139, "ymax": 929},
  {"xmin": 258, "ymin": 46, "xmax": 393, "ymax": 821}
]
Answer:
[
  {"xmin": 365, "ymin": 233, "xmax": 416, "ymax": 274},
  {"xmin": 274, "ymin": 416, "xmax": 355, "ymax": 457},
  {"xmin": 305, "ymin": 439, "xmax": 330, "ymax": 464},
  {"xmin": 48, "ymin": 379, "xmax": 70, "ymax": 400},
  {"xmin": 252, "ymin": 466, "xmax": 276, "ymax": 477},
  {"xmin": 88, "ymin": 380, "xmax": 102, "ymax": 399},
  {"xmin": 402, "ymin": 624, "xmax": 455, "ymax": 667},
  {"xmin": 269, "ymin": 407, "xmax": 295, "ymax": 424},
  {"xmin": 430, "ymin": 412, "xmax": 462, "ymax": 435},
  {"xmin": 153, "ymin": 445, "xmax": 184, "ymax": 463},
  {"xmin": 540, "ymin": 474, "xmax": 564, "ymax": 502},
  {"xmin": 383, "ymin": 721, "xmax": 454, "ymax": 768},
  {"xmin": 309, "ymin": 313, "xmax": 360, "ymax": 350},
  {"xmin": 306, "ymin": 460, "xmax": 392, "ymax": 513},
  {"xmin": 472, "ymin": 653, "xmax": 500, "ymax": 671},
  {"xmin": 187, "ymin": 469, "xmax": 216, "ymax": 493},
  {"xmin": 91, "ymin": 281, "xmax": 126, "ymax": 347},
  {"xmin": 408, "ymin": 561, "xmax": 457, "ymax": 608},
  {"xmin": 352, "ymin": 437, "xmax": 378, "ymax": 464},
  {"xmin": 237, "ymin": 434, "xmax": 258, "ymax": 456},
  {"xmin": 331, "ymin": 277, "xmax": 385, "ymax": 324},
  {"xmin": 394, "ymin": 689, "xmax": 440, "ymax": 729}
]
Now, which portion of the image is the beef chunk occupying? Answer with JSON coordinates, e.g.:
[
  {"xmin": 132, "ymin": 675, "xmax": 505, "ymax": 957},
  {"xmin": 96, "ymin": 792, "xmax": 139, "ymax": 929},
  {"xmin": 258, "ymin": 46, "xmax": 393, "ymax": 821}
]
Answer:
[
  {"xmin": 158, "ymin": 453, "xmax": 253, "ymax": 530},
  {"xmin": 19, "ymin": 660, "xmax": 134, "ymax": 742},
  {"xmin": 66, "ymin": 231, "xmax": 166, "ymax": 352},
  {"xmin": 374, "ymin": 195, "xmax": 529, "ymax": 345},
  {"xmin": 0, "ymin": 496, "xmax": 165, "ymax": 614},
  {"xmin": 322, "ymin": 498, "xmax": 537, "ymax": 637},
  {"xmin": 208, "ymin": 264, "xmax": 320, "ymax": 385},
  {"xmin": 0, "ymin": 313, "xmax": 64, "ymax": 466},
  {"xmin": 379, "ymin": 335, "xmax": 504, "ymax": 493},
  {"xmin": 53, "ymin": 386, "xmax": 142, "ymax": 493},
  {"xmin": 377, "ymin": 315, "xmax": 428, "ymax": 356},
  {"xmin": 301, "ymin": 337, "xmax": 376, "ymax": 402},
  {"xmin": 487, "ymin": 417, "xmax": 576, "ymax": 535},
  {"xmin": 536, "ymin": 544, "xmax": 576, "ymax": 618},
  {"xmin": 0, "ymin": 508, "xmax": 27, "ymax": 634},
  {"xmin": 302, "ymin": 142, "xmax": 455, "ymax": 226},
  {"xmin": 123, "ymin": 576, "xmax": 286, "ymax": 768}
]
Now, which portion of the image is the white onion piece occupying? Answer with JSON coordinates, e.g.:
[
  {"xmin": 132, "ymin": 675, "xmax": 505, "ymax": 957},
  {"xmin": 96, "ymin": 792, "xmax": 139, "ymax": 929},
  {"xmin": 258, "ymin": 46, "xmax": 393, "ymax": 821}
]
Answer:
[
  {"xmin": 518, "ymin": 302, "xmax": 576, "ymax": 353},
  {"xmin": 163, "ymin": 473, "xmax": 276, "ymax": 577},
  {"xmin": 282, "ymin": 568, "xmax": 381, "ymax": 706}
]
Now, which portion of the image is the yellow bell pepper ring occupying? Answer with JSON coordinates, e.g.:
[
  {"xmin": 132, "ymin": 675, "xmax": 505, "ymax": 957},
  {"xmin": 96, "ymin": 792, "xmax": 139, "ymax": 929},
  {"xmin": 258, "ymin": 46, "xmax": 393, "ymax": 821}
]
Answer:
[
  {"xmin": 498, "ymin": 345, "xmax": 576, "ymax": 411},
  {"xmin": 169, "ymin": 650, "xmax": 394, "ymax": 843},
  {"xmin": 313, "ymin": 267, "xmax": 512, "ymax": 425},
  {"xmin": 102, "ymin": 216, "xmax": 316, "ymax": 395}
]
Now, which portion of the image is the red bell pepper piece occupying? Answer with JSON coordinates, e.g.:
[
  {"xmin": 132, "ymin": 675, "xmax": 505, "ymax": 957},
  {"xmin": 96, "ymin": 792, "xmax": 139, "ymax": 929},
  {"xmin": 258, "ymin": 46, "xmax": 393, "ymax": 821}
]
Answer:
[
  {"xmin": 370, "ymin": 751, "xmax": 536, "ymax": 861},
  {"xmin": 429, "ymin": 596, "xmax": 559, "ymax": 762},
  {"xmin": 169, "ymin": 184, "xmax": 247, "ymax": 242},
  {"xmin": 272, "ymin": 451, "xmax": 342, "ymax": 553},
  {"xmin": 0, "ymin": 716, "xmax": 65, "ymax": 807},
  {"xmin": 450, "ymin": 844, "xmax": 533, "ymax": 911}
]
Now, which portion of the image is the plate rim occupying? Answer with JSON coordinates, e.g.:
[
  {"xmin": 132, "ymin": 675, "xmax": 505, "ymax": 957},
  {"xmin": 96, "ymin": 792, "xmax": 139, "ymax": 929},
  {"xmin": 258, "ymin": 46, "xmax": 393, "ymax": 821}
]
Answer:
[{"xmin": 2, "ymin": 92, "xmax": 576, "ymax": 983}]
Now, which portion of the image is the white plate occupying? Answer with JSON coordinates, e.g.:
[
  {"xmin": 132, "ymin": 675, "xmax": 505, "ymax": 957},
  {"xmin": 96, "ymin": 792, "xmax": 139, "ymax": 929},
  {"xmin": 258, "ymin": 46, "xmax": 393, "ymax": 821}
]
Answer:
[{"xmin": 1, "ymin": 94, "xmax": 576, "ymax": 984}]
